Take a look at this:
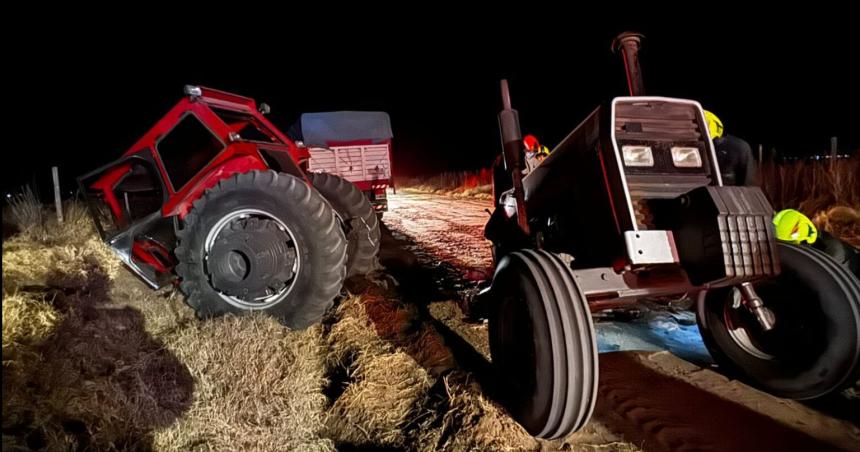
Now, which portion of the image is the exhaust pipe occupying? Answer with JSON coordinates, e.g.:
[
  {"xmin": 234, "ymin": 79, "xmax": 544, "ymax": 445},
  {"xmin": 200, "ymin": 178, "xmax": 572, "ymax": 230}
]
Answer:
[
  {"xmin": 498, "ymin": 79, "xmax": 530, "ymax": 235},
  {"xmin": 612, "ymin": 32, "xmax": 645, "ymax": 96}
]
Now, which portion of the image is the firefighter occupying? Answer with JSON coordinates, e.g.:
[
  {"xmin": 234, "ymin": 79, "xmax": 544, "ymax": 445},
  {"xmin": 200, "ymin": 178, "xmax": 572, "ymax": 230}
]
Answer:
[
  {"xmin": 774, "ymin": 208, "xmax": 860, "ymax": 277},
  {"xmin": 773, "ymin": 209, "xmax": 818, "ymax": 245},
  {"xmin": 704, "ymin": 110, "xmax": 759, "ymax": 186},
  {"xmin": 535, "ymin": 144, "xmax": 551, "ymax": 164},
  {"xmin": 523, "ymin": 134, "xmax": 549, "ymax": 174}
]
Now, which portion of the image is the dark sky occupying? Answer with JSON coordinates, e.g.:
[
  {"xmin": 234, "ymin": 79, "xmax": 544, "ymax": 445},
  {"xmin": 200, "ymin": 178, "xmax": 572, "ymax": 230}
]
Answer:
[{"xmin": 6, "ymin": 12, "xmax": 858, "ymax": 194}]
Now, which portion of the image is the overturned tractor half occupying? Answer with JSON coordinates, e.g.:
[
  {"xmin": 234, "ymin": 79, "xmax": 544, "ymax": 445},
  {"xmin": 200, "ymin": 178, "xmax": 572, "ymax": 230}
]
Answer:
[
  {"xmin": 480, "ymin": 32, "xmax": 860, "ymax": 439},
  {"xmin": 78, "ymin": 86, "xmax": 380, "ymax": 329}
]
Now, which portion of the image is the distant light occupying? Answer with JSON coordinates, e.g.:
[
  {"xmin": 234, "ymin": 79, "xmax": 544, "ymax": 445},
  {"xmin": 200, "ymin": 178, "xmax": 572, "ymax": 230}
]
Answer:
[{"xmin": 5, "ymin": 193, "xmax": 11, "ymax": 199}]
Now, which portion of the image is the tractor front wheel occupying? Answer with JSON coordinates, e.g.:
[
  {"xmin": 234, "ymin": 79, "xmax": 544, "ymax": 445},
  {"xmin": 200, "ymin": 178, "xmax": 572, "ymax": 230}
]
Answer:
[
  {"xmin": 175, "ymin": 171, "xmax": 347, "ymax": 329},
  {"xmin": 698, "ymin": 242, "xmax": 860, "ymax": 399},
  {"xmin": 488, "ymin": 249, "xmax": 598, "ymax": 439}
]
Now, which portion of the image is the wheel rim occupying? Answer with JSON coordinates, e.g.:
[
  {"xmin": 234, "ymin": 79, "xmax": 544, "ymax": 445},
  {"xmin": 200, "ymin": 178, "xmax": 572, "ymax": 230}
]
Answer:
[
  {"xmin": 204, "ymin": 209, "xmax": 301, "ymax": 309},
  {"xmin": 721, "ymin": 279, "xmax": 826, "ymax": 368}
]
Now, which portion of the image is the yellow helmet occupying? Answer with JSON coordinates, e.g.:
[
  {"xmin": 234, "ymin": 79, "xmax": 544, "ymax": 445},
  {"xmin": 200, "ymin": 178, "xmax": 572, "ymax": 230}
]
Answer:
[
  {"xmin": 773, "ymin": 209, "xmax": 818, "ymax": 245},
  {"xmin": 703, "ymin": 110, "xmax": 724, "ymax": 140}
]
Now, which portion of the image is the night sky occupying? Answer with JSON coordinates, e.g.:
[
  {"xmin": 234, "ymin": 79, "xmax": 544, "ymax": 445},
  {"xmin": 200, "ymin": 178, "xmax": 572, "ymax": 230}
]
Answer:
[{"xmin": 6, "ymin": 12, "xmax": 858, "ymax": 196}]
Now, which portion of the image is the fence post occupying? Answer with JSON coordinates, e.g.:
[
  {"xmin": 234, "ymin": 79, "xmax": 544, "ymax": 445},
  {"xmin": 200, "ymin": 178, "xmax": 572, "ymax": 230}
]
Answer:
[{"xmin": 52, "ymin": 166, "xmax": 63, "ymax": 224}]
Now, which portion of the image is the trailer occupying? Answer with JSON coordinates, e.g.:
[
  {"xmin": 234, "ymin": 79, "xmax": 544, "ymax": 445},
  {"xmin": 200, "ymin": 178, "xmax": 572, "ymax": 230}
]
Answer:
[{"xmin": 293, "ymin": 111, "xmax": 394, "ymax": 216}]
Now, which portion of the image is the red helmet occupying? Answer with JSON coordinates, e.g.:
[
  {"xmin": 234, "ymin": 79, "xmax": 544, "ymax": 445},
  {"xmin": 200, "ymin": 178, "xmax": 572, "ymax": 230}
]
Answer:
[{"xmin": 523, "ymin": 134, "xmax": 539, "ymax": 151}]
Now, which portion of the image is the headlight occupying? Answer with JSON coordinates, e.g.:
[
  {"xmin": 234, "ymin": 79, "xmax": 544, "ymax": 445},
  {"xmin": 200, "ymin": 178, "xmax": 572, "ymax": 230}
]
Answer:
[
  {"xmin": 671, "ymin": 146, "xmax": 702, "ymax": 168},
  {"xmin": 622, "ymin": 145, "xmax": 654, "ymax": 167}
]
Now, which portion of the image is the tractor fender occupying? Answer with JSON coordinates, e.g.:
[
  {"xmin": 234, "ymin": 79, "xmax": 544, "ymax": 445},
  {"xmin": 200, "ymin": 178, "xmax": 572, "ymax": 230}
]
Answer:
[{"xmin": 164, "ymin": 155, "xmax": 269, "ymax": 219}]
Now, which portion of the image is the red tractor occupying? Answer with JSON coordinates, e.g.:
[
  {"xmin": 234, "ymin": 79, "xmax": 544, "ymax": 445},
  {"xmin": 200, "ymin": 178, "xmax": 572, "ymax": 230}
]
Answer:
[{"xmin": 79, "ymin": 86, "xmax": 380, "ymax": 329}]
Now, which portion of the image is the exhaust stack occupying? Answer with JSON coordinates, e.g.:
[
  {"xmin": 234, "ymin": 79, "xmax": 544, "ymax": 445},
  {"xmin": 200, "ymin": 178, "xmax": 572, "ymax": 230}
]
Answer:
[
  {"xmin": 612, "ymin": 32, "xmax": 645, "ymax": 97},
  {"xmin": 498, "ymin": 79, "xmax": 530, "ymax": 234}
]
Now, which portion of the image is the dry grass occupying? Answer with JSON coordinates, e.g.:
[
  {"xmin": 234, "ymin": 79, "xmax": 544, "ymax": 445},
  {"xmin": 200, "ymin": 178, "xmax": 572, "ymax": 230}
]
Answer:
[
  {"xmin": 2, "ymin": 199, "xmax": 336, "ymax": 450},
  {"xmin": 812, "ymin": 206, "xmax": 860, "ymax": 248},
  {"xmin": 761, "ymin": 154, "xmax": 859, "ymax": 214},
  {"xmin": 760, "ymin": 154, "xmax": 860, "ymax": 248},
  {"xmin": 1, "ymin": 291, "xmax": 61, "ymax": 371},
  {"xmin": 0, "ymin": 191, "xmax": 641, "ymax": 452},
  {"xmin": 397, "ymin": 169, "xmax": 494, "ymax": 200},
  {"xmin": 7, "ymin": 186, "xmax": 44, "ymax": 239},
  {"xmin": 324, "ymin": 295, "xmax": 433, "ymax": 448},
  {"xmin": 418, "ymin": 372, "xmax": 540, "ymax": 451},
  {"xmin": 322, "ymin": 293, "xmax": 550, "ymax": 451},
  {"xmin": 153, "ymin": 317, "xmax": 334, "ymax": 451},
  {"xmin": 1, "ymin": 201, "xmax": 558, "ymax": 451}
]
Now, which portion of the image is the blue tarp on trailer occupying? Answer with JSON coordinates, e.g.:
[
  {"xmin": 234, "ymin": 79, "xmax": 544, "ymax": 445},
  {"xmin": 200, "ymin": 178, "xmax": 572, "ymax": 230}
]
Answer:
[{"xmin": 296, "ymin": 111, "xmax": 393, "ymax": 146}]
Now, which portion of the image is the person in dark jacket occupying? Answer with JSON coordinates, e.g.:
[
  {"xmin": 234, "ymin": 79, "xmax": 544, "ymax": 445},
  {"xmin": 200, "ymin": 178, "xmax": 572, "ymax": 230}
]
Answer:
[{"xmin": 704, "ymin": 110, "xmax": 758, "ymax": 186}]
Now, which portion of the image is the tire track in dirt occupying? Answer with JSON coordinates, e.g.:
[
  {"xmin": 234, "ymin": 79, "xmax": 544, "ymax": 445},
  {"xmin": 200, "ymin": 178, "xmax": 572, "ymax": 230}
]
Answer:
[
  {"xmin": 384, "ymin": 190, "xmax": 860, "ymax": 451},
  {"xmin": 385, "ymin": 192, "xmax": 494, "ymax": 281},
  {"xmin": 596, "ymin": 352, "xmax": 854, "ymax": 451}
]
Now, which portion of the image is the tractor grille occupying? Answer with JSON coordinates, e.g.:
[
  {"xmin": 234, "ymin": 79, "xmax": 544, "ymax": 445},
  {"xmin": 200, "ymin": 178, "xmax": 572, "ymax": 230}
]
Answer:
[
  {"xmin": 613, "ymin": 99, "xmax": 718, "ymax": 209},
  {"xmin": 615, "ymin": 101, "xmax": 703, "ymax": 142}
]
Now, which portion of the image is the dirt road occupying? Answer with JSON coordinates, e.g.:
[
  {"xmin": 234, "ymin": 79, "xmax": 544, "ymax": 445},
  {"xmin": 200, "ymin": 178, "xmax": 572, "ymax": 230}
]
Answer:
[
  {"xmin": 385, "ymin": 190, "xmax": 494, "ymax": 280},
  {"xmin": 382, "ymin": 190, "xmax": 860, "ymax": 451}
]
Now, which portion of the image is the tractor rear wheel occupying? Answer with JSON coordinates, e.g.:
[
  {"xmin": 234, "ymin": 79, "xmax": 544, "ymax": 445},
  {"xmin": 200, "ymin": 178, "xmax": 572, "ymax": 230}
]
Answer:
[
  {"xmin": 175, "ymin": 170, "xmax": 347, "ymax": 329},
  {"xmin": 308, "ymin": 172, "xmax": 381, "ymax": 277},
  {"xmin": 488, "ymin": 249, "xmax": 598, "ymax": 439},
  {"xmin": 698, "ymin": 242, "xmax": 860, "ymax": 399}
]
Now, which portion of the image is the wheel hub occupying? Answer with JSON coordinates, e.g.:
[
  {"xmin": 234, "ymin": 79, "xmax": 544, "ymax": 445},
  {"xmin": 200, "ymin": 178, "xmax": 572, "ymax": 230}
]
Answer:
[{"xmin": 207, "ymin": 217, "xmax": 296, "ymax": 301}]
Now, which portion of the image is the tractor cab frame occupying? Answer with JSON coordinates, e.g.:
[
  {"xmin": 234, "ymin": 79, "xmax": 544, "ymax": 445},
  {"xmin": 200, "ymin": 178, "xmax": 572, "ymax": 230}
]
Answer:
[{"xmin": 79, "ymin": 86, "xmax": 307, "ymax": 288}]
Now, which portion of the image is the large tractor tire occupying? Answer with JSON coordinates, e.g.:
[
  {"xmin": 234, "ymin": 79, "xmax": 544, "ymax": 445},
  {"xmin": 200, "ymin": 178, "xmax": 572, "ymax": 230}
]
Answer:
[
  {"xmin": 488, "ymin": 249, "xmax": 598, "ymax": 439},
  {"xmin": 698, "ymin": 242, "xmax": 860, "ymax": 399},
  {"xmin": 175, "ymin": 170, "xmax": 347, "ymax": 329},
  {"xmin": 308, "ymin": 172, "xmax": 380, "ymax": 277}
]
